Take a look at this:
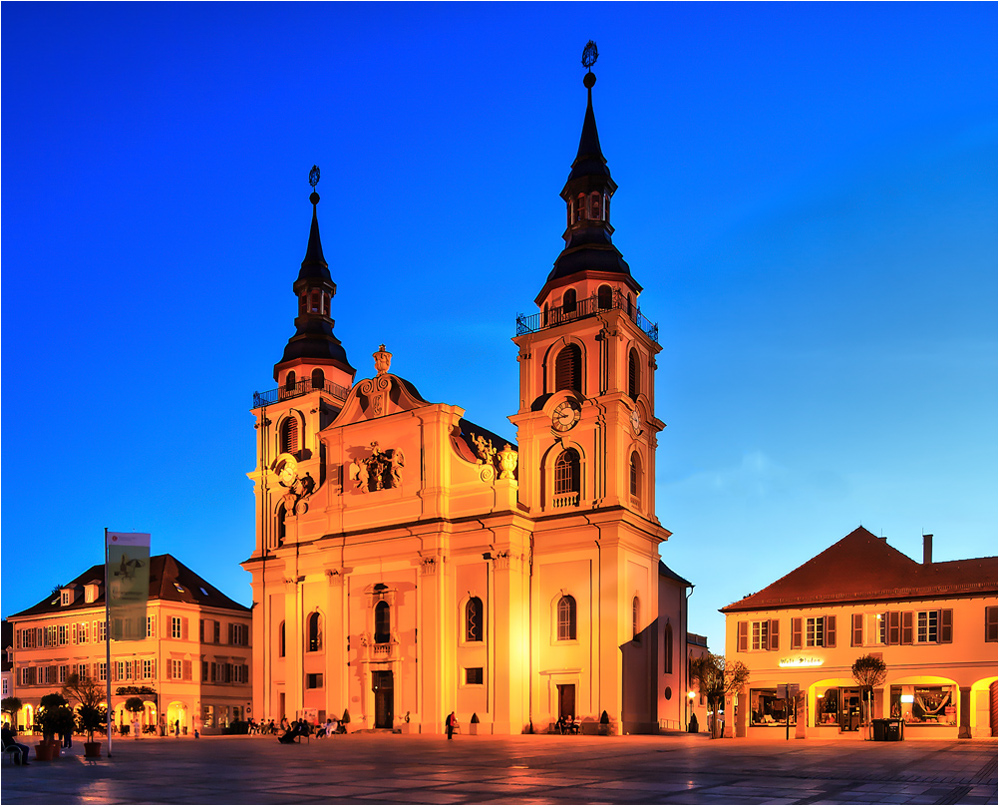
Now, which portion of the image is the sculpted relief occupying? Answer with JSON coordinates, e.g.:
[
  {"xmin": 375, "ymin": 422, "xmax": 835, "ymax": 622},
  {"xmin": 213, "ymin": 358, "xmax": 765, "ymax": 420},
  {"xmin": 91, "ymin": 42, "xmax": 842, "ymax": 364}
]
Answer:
[
  {"xmin": 349, "ymin": 441, "xmax": 405, "ymax": 493},
  {"xmin": 272, "ymin": 454, "xmax": 315, "ymax": 515},
  {"xmin": 471, "ymin": 433, "xmax": 518, "ymax": 482}
]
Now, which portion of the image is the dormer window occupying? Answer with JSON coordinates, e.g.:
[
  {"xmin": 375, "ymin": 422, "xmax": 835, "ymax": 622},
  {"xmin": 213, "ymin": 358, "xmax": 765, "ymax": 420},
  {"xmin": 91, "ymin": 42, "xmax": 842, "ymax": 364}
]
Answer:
[
  {"xmin": 84, "ymin": 584, "xmax": 100, "ymax": 604},
  {"xmin": 60, "ymin": 589, "xmax": 73, "ymax": 607}
]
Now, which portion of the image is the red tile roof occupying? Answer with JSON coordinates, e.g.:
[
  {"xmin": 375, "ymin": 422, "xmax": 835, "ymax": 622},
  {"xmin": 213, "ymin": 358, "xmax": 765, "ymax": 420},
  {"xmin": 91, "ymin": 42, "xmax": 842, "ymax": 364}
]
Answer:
[{"xmin": 721, "ymin": 527, "xmax": 998, "ymax": 613}]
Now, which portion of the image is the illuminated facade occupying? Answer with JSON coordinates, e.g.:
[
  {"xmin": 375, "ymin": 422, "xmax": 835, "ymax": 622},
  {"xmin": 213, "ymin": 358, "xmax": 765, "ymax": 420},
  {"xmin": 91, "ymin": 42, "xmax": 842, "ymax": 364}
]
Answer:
[
  {"xmin": 7, "ymin": 555, "xmax": 251, "ymax": 736},
  {"xmin": 243, "ymin": 68, "xmax": 697, "ymax": 735},
  {"xmin": 721, "ymin": 528, "xmax": 998, "ymax": 739}
]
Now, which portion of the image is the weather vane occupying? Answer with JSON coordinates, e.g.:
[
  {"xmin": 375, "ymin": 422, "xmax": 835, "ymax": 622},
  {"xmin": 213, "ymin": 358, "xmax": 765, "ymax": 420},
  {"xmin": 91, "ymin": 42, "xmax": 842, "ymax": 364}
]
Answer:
[
  {"xmin": 582, "ymin": 41, "xmax": 598, "ymax": 72},
  {"xmin": 309, "ymin": 165, "xmax": 321, "ymax": 189}
]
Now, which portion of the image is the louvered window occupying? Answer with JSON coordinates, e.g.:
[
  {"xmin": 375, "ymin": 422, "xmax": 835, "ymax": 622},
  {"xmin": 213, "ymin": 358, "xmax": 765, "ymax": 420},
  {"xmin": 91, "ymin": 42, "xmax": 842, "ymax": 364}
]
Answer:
[
  {"xmin": 281, "ymin": 417, "xmax": 299, "ymax": 454},
  {"xmin": 628, "ymin": 350, "xmax": 639, "ymax": 400},
  {"xmin": 555, "ymin": 344, "xmax": 581, "ymax": 393}
]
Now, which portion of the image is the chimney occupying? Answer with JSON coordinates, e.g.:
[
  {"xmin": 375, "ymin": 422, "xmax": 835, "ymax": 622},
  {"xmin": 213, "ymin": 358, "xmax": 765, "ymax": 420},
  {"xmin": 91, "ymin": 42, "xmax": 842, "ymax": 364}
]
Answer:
[{"xmin": 923, "ymin": 534, "xmax": 933, "ymax": 565}]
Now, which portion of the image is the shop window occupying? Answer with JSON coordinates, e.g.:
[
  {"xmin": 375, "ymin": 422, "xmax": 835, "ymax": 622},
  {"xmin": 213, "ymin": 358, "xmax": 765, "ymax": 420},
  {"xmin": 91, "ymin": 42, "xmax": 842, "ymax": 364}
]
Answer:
[
  {"xmin": 815, "ymin": 688, "xmax": 839, "ymax": 725},
  {"xmin": 374, "ymin": 601, "xmax": 390, "ymax": 644},
  {"xmin": 987, "ymin": 606, "xmax": 998, "ymax": 642},
  {"xmin": 750, "ymin": 688, "xmax": 790, "ymax": 726},
  {"xmin": 890, "ymin": 684, "xmax": 957, "ymax": 725},
  {"xmin": 554, "ymin": 344, "xmax": 582, "ymax": 393},
  {"xmin": 307, "ymin": 612, "xmax": 322, "ymax": 652},
  {"xmin": 557, "ymin": 595, "xmax": 577, "ymax": 641},
  {"xmin": 465, "ymin": 597, "xmax": 483, "ymax": 643},
  {"xmin": 465, "ymin": 667, "xmax": 484, "ymax": 685}
]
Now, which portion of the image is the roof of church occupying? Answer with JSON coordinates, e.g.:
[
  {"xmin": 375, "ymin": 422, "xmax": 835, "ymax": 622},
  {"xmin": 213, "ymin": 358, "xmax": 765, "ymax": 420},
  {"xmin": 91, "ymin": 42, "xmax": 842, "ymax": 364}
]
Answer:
[
  {"xmin": 10, "ymin": 554, "xmax": 250, "ymax": 618},
  {"xmin": 721, "ymin": 527, "xmax": 998, "ymax": 613},
  {"xmin": 659, "ymin": 560, "xmax": 693, "ymax": 588}
]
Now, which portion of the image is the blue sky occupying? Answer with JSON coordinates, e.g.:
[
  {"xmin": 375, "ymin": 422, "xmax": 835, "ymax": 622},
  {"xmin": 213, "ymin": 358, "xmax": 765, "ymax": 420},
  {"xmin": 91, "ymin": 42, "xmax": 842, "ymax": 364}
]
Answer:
[{"xmin": 3, "ymin": 3, "xmax": 996, "ymax": 647}]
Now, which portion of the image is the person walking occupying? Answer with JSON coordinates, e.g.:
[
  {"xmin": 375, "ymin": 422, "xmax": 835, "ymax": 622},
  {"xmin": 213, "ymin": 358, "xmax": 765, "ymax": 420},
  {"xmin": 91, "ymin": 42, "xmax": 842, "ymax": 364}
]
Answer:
[
  {"xmin": 445, "ymin": 711, "xmax": 456, "ymax": 740},
  {"xmin": 174, "ymin": 719, "xmax": 180, "ymax": 737}
]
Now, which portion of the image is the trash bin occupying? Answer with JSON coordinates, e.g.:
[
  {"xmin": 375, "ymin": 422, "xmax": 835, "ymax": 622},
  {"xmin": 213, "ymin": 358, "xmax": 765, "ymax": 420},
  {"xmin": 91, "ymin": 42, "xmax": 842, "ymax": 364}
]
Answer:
[
  {"xmin": 872, "ymin": 719, "xmax": 887, "ymax": 741},
  {"xmin": 885, "ymin": 719, "xmax": 903, "ymax": 741}
]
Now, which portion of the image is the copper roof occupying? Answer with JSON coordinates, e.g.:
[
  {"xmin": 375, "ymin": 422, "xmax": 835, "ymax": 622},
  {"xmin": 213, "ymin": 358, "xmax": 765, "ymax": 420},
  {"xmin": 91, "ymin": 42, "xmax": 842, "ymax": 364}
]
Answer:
[
  {"xmin": 9, "ymin": 554, "xmax": 250, "ymax": 618},
  {"xmin": 720, "ymin": 527, "xmax": 998, "ymax": 613}
]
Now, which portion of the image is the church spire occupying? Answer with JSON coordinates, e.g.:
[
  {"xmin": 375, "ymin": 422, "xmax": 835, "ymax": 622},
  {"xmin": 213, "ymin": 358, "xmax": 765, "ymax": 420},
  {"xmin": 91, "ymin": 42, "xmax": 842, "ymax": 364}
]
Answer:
[
  {"xmin": 273, "ymin": 166, "xmax": 356, "ymax": 383},
  {"xmin": 536, "ymin": 43, "xmax": 639, "ymax": 305}
]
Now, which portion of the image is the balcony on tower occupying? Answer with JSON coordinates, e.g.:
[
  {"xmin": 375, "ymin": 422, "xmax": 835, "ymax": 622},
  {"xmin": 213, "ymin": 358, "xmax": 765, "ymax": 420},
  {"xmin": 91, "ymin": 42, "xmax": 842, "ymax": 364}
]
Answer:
[{"xmin": 516, "ymin": 287, "xmax": 658, "ymax": 344}]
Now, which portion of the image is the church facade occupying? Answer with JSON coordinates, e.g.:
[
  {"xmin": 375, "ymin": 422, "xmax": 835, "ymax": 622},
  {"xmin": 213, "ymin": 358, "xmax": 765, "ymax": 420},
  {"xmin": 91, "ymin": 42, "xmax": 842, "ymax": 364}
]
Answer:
[{"xmin": 242, "ymin": 66, "xmax": 694, "ymax": 735}]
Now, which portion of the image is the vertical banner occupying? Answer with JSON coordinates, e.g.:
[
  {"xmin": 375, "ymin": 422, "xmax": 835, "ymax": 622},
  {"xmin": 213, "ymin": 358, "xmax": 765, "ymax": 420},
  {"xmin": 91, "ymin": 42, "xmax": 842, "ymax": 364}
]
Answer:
[{"xmin": 107, "ymin": 532, "xmax": 151, "ymax": 641}]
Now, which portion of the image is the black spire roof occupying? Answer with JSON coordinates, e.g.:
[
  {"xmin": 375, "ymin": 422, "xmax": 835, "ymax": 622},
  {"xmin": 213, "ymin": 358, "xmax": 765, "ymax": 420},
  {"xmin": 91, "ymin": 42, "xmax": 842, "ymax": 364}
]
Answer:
[{"xmin": 538, "ymin": 67, "xmax": 640, "ymax": 302}]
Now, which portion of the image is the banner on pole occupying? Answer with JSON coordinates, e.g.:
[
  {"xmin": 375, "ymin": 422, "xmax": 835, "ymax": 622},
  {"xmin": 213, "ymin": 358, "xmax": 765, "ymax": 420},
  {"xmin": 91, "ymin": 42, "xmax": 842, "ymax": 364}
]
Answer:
[{"xmin": 107, "ymin": 532, "xmax": 151, "ymax": 641}]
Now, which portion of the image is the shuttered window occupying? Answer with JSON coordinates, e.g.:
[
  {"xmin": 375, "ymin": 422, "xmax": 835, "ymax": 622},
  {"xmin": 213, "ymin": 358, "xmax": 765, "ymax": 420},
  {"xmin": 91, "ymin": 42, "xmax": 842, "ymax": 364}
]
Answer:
[
  {"xmin": 628, "ymin": 350, "xmax": 639, "ymax": 400},
  {"xmin": 281, "ymin": 417, "xmax": 299, "ymax": 455},
  {"xmin": 555, "ymin": 344, "xmax": 582, "ymax": 393}
]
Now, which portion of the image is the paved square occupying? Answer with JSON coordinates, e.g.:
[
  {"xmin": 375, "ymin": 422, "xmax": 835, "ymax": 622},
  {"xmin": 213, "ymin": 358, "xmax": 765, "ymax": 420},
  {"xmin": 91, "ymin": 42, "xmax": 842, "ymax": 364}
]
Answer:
[{"xmin": 1, "ymin": 733, "xmax": 995, "ymax": 804}]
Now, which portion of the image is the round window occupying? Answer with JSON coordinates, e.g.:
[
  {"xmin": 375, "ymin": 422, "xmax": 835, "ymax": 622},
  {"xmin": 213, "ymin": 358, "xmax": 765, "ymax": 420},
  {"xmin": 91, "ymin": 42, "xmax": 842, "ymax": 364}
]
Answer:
[{"xmin": 664, "ymin": 686, "xmax": 672, "ymax": 700}]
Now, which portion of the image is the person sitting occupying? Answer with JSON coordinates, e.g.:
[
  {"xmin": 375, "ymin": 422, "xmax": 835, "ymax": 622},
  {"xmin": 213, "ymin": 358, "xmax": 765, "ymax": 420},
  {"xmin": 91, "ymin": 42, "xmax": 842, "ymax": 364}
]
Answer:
[
  {"xmin": 2, "ymin": 723, "xmax": 30, "ymax": 766},
  {"xmin": 555, "ymin": 715, "xmax": 567, "ymax": 734},
  {"xmin": 277, "ymin": 718, "xmax": 297, "ymax": 744}
]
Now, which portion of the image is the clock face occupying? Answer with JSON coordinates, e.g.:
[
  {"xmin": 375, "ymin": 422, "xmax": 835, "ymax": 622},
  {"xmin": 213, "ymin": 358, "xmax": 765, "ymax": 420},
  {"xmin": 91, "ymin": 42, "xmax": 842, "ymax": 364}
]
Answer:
[
  {"xmin": 630, "ymin": 408, "xmax": 642, "ymax": 435},
  {"xmin": 552, "ymin": 400, "xmax": 581, "ymax": 432}
]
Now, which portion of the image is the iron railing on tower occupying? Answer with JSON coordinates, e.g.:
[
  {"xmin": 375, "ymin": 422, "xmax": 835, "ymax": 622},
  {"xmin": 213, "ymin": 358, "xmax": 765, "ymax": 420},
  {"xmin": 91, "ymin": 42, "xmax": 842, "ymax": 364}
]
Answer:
[
  {"xmin": 252, "ymin": 378, "xmax": 350, "ymax": 409},
  {"xmin": 515, "ymin": 289, "xmax": 658, "ymax": 344}
]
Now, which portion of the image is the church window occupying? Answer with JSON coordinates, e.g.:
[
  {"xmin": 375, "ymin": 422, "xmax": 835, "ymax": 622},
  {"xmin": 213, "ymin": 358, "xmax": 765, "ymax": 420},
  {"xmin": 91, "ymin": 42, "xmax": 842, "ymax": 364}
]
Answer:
[
  {"xmin": 374, "ymin": 601, "xmax": 390, "ymax": 644},
  {"xmin": 557, "ymin": 595, "xmax": 577, "ymax": 641},
  {"xmin": 629, "ymin": 452, "xmax": 641, "ymax": 499},
  {"xmin": 632, "ymin": 597, "xmax": 641, "ymax": 643},
  {"xmin": 465, "ymin": 597, "xmax": 484, "ymax": 643},
  {"xmin": 276, "ymin": 504, "xmax": 286, "ymax": 546},
  {"xmin": 628, "ymin": 350, "xmax": 640, "ymax": 400},
  {"xmin": 309, "ymin": 290, "xmax": 321, "ymax": 313},
  {"xmin": 311, "ymin": 368, "xmax": 325, "ymax": 390},
  {"xmin": 281, "ymin": 417, "xmax": 299, "ymax": 455},
  {"xmin": 562, "ymin": 288, "xmax": 577, "ymax": 315},
  {"xmin": 554, "ymin": 449, "xmax": 581, "ymax": 498},
  {"xmin": 285, "ymin": 371, "xmax": 296, "ymax": 392},
  {"xmin": 307, "ymin": 612, "xmax": 322, "ymax": 652},
  {"xmin": 665, "ymin": 623, "xmax": 674, "ymax": 673},
  {"xmin": 590, "ymin": 192, "xmax": 601, "ymax": 220},
  {"xmin": 597, "ymin": 284, "xmax": 613, "ymax": 310},
  {"xmin": 555, "ymin": 344, "xmax": 582, "ymax": 393},
  {"xmin": 278, "ymin": 621, "xmax": 285, "ymax": 658}
]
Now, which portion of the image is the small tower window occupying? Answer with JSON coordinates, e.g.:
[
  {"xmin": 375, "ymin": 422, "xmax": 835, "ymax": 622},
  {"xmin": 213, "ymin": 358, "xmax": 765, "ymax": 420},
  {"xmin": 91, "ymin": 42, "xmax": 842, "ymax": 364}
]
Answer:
[
  {"xmin": 281, "ymin": 417, "xmax": 299, "ymax": 455},
  {"xmin": 574, "ymin": 194, "xmax": 585, "ymax": 223},
  {"xmin": 285, "ymin": 371, "xmax": 297, "ymax": 392},
  {"xmin": 555, "ymin": 344, "xmax": 582, "ymax": 393},
  {"xmin": 562, "ymin": 288, "xmax": 577, "ymax": 315},
  {"xmin": 374, "ymin": 601, "xmax": 390, "ymax": 644},
  {"xmin": 278, "ymin": 621, "xmax": 286, "ymax": 658},
  {"xmin": 590, "ymin": 192, "xmax": 601, "ymax": 220},
  {"xmin": 604, "ymin": 193, "xmax": 611, "ymax": 221},
  {"xmin": 465, "ymin": 597, "xmax": 484, "ymax": 643},
  {"xmin": 632, "ymin": 597, "xmax": 641, "ymax": 643},
  {"xmin": 277, "ymin": 503, "xmax": 287, "ymax": 547},
  {"xmin": 557, "ymin": 595, "xmax": 577, "ymax": 641},
  {"xmin": 597, "ymin": 285, "xmax": 613, "ymax": 310},
  {"xmin": 630, "ymin": 452, "xmax": 642, "ymax": 499},
  {"xmin": 307, "ymin": 612, "xmax": 322, "ymax": 652},
  {"xmin": 543, "ymin": 302, "xmax": 550, "ymax": 326},
  {"xmin": 554, "ymin": 449, "xmax": 581, "ymax": 497},
  {"xmin": 311, "ymin": 369, "xmax": 325, "ymax": 390},
  {"xmin": 628, "ymin": 350, "xmax": 640, "ymax": 400}
]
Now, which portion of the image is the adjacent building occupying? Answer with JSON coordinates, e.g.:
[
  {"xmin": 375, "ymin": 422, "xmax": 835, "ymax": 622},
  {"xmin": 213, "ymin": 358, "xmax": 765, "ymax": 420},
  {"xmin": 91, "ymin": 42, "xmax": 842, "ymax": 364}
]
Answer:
[
  {"xmin": 7, "ymin": 554, "xmax": 251, "ymax": 736},
  {"xmin": 721, "ymin": 527, "xmax": 998, "ymax": 739},
  {"xmin": 242, "ymin": 64, "xmax": 700, "ymax": 735}
]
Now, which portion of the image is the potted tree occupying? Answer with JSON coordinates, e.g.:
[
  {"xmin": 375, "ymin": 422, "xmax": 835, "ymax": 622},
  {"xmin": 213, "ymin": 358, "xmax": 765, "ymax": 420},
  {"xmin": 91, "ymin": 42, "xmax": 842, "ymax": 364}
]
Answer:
[
  {"xmin": 36, "ymin": 693, "xmax": 73, "ymax": 759},
  {"xmin": 598, "ymin": 710, "xmax": 611, "ymax": 736},
  {"xmin": 124, "ymin": 697, "xmax": 145, "ymax": 737},
  {"xmin": 63, "ymin": 674, "xmax": 107, "ymax": 758},
  {"xmin": 469, "ymin": 712, "xmax": 480, "ymax": 736},
  {"xmin": 689, "ymin": 654, "xmax": 749, "ymax": 738},
  {"xmin": 852, "ymin": 654, "xmax": 888, "ymax": 740}
]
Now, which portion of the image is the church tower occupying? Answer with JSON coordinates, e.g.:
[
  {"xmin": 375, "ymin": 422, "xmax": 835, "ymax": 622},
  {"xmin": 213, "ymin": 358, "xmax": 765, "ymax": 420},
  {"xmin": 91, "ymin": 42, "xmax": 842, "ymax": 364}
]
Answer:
[{"xmin": 510, "ymin": 45, "xmax": 670, "ymax": 734}]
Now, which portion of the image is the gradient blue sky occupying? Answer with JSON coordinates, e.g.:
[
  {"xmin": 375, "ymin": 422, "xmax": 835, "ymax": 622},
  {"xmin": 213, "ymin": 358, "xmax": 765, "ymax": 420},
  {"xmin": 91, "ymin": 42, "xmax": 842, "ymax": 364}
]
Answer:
[{"xmin": 3, "ymin": 3, "xmax": 996, "ymax": 646}]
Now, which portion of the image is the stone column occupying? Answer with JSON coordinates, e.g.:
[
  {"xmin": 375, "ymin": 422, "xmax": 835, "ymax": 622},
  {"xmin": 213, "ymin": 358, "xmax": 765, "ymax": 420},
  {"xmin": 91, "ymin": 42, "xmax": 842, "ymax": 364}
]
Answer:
[{"xmin": 958, "ymin": 686, "xmax": 972, "ymax": 739}]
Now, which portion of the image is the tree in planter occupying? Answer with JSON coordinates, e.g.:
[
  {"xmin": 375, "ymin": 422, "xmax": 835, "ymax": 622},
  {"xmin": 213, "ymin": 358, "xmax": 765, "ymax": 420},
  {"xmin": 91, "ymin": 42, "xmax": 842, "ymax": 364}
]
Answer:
[
  {"xmin": 37, "ymin": 693, "xmax": 74, "ymax": 744},
  {"xmin": 689, "ymin": 654, "xmax": 750, "ymax": 738},
  {"xmin": 852, "ymin": 654, "xmax": 887, "ymax": 739},
  {"xmin": 63, "ymin": 674, "xmax": 107, "ymax": 747},
  {"xmin": 124, "ymin": 697, "xmax": 145, "ymax": 737}
]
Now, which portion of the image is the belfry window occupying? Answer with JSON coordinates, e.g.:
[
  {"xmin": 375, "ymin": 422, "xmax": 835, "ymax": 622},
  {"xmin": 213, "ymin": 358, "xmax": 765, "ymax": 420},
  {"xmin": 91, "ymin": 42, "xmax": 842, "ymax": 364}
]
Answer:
[
  {"xmin": 554, "ymin": 448, "xmax": 581, "ymax": 498},
  {"xmin": 465, "ymin": 597, "xmax": 484, "ymax": 643},
  {"xmin": 574, "ymin": 194, "xmax": 585, "ymax": 223},
  {"xmin": 590, "ymin": 192, "xmax": 602, "ymax": 221},
  {"xmin": 311, "ymin": 369, "xmax": 325, "ymax": 390},
  {"xmin": 285, "ymin": 371, "xmax": 297, "ymax": 392},
  {"xmin": 629, "ymin": 452, "xmax": 641, "ymax": 498},
  {"xmin": 557, "ymin": 595, "xmax": 577, "ymax": 641},
  {"xmin": 307, "ymin": 612, "xmax": 322, "ymax": 652},
  {"xmin": 628, "ymin": 350, "xmax": 640, "ymax": 400},
  {"xmin": 281, "ymin": 417, "xmax": 299, "ymax": 455},
  {"xmin": 597, "ymin": 284, "xmax": 613, "ymax": 310},
  {"xmin": 555, "ymin": 344, "xmax": 582, "ymax": 393},
  {"xmin": 374, "ymin": 601, "xmax": 390, "ymax": 644},
  {"xmin": 562, "ymin": 288, "xmax": 577, "ymax": 315}
]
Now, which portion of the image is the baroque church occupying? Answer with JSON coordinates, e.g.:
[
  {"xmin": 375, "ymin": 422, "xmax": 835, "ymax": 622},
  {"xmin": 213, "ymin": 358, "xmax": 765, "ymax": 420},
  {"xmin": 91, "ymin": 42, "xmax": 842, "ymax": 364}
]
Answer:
[{"xmin": 242, "ymin": 59, "xmax": 698, "ymax": 735}]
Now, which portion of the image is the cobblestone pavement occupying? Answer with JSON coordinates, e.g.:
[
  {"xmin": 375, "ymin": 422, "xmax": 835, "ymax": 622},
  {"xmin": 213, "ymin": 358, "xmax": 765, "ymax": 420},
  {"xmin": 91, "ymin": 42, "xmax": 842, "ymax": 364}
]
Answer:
[{"xmin": 1, "ymin": 733, "xmax": 996, "ymax": 804}]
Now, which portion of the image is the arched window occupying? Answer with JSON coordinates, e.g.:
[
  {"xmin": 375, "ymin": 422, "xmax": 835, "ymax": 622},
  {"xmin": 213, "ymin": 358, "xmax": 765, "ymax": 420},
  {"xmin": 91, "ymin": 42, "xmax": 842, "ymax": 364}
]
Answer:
[
  {"xmin": 543, "ymin": 302, "xmax": 549, "ymax": 326},
  {"xmin": 281, "ymin": 417, "xmax": 299, "ymax": 455},
  {"xmin": 285, "ymin": 371, "xmax": 297, "ymax": 392},
  {"xmin": 627, "ymin": 293, "xmax": 633, "ymax": 318},
  {"xmin": 590, "ymin": 192, "xmax": 602, "ymax": 221},
  {"xmin": 665, "ymin": 623, "xmax": 673, "ymax": 674},
  {"xmin": 307, "ymin": 612, "xmax": 322, "ymax": 652},
  {"xmin": 604, "ymin": 193, "xmax": 611, "ymax": 221},
  {"xmin": 562, "ymin": 288, "xmax": 577, "ymax": 315},
  {"xmin": 465, "ymin": 597, "xmax": 484, "ymax": 642},
  {"xmin": 374, "ymin": 601, "xmax": 390, "ymax": 644},
  {"xmin": 276, "ymin": 504, "xmax": 287, "ymax": 546},
  {"xmin": 632, "ymin": 597, "xmax": 641, "ymax": 643},
  {"xmin": 555, "ymin": 344, "xmax": 582, "ymax": 393},
  {"xmin": 557, "ymin": 595, "xmax": 577, "ymax": 641},
  {"xmin": 311, "ymin": 368, "xmax": 325, "ymax": 390},
  {"xmin": 574, "ymin": 194, "xmax": 585, "ymax": 223},
  {"xmin": 278, "ymin": 621, "xmax": 286, "ymax": 658},
  {"xmin": 630, "ymin": 452, "xmax": 641, "ymax": 498},
  {"xmin": 597, "ymin": 284, "xmax": 613, "ymax": 310},
  {"xmin": 554, "ymin": 448, "xmax": 581, "ymax": 501},
  {"xmin": 628, "ymin": 350, "xmax": 640, "ymax": 400}
]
